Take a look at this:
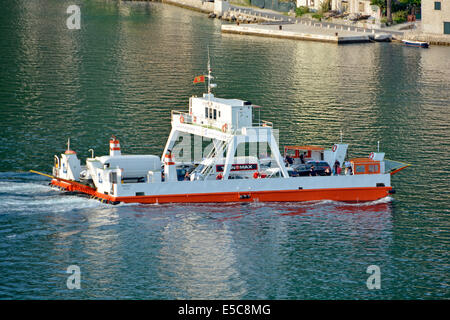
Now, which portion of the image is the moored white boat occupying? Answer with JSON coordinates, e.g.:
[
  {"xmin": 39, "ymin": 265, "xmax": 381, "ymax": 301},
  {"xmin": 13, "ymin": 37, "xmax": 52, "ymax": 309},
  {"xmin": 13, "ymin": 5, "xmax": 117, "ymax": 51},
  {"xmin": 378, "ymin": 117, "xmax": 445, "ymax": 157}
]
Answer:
[
  {"xmin": 402, "ymin": 39, "xmax": 429, "ymax": 48},
  {"xmin": 373, "ymin": 33, "xmax": 392, "ymax": 42}
]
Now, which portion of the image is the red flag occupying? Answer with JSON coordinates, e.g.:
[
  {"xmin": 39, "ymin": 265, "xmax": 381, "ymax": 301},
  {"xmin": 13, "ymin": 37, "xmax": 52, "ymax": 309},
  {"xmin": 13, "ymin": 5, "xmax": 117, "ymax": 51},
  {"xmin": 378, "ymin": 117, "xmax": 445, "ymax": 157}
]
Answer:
[{"xmin": 193, "ymin": 75, "xmax": 205, "ymax": 84}]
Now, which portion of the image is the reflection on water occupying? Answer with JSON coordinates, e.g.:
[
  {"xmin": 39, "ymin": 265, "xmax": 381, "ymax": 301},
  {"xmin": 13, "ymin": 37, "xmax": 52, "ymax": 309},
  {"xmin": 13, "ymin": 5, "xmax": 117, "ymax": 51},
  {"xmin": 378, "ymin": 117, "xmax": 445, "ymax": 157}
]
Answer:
[
  {"xmin": 0, "ymin": 0, "xmax": 449, "ymax": 299},
  {"xmin": 158, "ymin": 211, "xmax": 247, "ymax": 299},
  {"xmin": 0, "ymin": 174, "xmax": 448, "ymax": 299}
]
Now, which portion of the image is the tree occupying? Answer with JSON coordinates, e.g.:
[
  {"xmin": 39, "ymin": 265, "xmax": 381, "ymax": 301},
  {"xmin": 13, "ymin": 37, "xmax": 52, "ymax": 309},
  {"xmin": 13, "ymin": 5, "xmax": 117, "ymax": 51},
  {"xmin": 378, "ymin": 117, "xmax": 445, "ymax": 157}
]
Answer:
[
  {"xmin": 398, "ymin": 0, "xmax": 421, "ymax": 15},
  {"xmin": 398, "ymin": 0, "xmax": 420, "ymax": 5},
  {"xmin": 370, "ymin": 0, "xmax": 385, "ymax": 11},
  {"xmin": 387, "ymin": 0, "xmax": 392, "ymax": 23},
  {"xmin": 370, "ymin": 0, "xmax": 394, "ymax": 23}
]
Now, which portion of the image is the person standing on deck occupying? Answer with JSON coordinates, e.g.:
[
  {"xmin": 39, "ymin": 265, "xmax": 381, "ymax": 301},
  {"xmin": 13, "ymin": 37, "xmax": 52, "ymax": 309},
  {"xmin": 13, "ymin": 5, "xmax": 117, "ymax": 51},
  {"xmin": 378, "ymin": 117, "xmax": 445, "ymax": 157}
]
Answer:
[
  {"xmin": 300, "ymin": 152, "xmax": 305, "ymax": 164},
  {"xmin": 333, "ymin": 160, "xmax": 340, "ymax": 175}
]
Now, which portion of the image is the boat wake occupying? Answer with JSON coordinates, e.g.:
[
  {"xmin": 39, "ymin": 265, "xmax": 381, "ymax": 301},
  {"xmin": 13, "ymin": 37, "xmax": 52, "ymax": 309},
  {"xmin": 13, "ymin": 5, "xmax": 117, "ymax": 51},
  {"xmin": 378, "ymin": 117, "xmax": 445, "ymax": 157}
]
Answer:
[{"xmin": 0, "ymin": 172, "xmax": 104, "ymax": 215}]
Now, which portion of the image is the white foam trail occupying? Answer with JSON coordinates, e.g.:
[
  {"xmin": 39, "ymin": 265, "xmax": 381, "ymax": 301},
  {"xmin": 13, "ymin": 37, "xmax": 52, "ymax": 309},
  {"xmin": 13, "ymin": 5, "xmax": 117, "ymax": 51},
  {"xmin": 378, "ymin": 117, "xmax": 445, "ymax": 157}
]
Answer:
[
  {"xmin": 0, "ymin": 181, "xmax": 52, "ymax": 194},
  {"xmin": 331, "ymin": 196, "xmax": 394, "ymax": 207},
  {"xmin": 0, "ymin": 195, "xmax": 105, "ymax": 214},
  {"xmin": 0, "ymin": 178, "xmax": 105, "ymax": 214}
]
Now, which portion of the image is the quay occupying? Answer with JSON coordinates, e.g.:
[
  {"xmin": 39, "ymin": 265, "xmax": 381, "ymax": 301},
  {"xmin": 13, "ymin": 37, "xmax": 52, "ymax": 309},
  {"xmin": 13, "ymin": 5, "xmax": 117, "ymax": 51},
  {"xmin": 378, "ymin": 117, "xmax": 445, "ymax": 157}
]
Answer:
[
  {"xmin": 156, "ymin": 0, "xmax": 450, "ymax": 46},
  {"xmin": 161, "ymin": 0, "xmax": 214, "ymax": 14},
  {"xmin": 222, "ymin": 23, "xmax": 372, "ymax": 44}
]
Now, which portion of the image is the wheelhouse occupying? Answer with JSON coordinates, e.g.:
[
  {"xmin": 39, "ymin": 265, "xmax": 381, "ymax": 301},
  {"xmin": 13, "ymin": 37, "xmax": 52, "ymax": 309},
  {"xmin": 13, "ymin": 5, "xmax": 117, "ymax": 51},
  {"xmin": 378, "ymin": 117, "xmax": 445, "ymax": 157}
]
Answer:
[{"xmin": 350, "ymin": 158, "xmax": 381, "ymax": 175}]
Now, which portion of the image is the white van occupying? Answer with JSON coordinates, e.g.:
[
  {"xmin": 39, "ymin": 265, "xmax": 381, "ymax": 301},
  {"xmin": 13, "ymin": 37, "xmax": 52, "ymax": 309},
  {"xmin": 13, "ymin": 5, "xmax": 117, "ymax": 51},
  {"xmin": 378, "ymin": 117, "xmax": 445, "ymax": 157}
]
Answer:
[{"xmin": 190, "ymin": 156, "xmax": 260, "ymax": 180}]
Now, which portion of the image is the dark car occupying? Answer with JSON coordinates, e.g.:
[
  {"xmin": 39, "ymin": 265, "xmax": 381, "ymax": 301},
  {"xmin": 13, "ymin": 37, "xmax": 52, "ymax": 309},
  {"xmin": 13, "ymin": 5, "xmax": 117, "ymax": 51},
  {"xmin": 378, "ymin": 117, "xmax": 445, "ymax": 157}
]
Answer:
[{"xmin": 292, "ymin": 161, "xmax": 331, "ymax": 176}]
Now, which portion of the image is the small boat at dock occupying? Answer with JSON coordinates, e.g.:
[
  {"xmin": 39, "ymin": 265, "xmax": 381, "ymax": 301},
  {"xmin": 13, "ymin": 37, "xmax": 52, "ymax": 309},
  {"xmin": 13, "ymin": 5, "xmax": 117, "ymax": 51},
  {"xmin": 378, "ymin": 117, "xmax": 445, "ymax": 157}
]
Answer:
[
  {"xmin": 402, "ymin": 39, "xmax": 429, "ymax": 48},
  {"xmin": 372, "ymin": 34, "xmax": 392, "ymax": 42}
]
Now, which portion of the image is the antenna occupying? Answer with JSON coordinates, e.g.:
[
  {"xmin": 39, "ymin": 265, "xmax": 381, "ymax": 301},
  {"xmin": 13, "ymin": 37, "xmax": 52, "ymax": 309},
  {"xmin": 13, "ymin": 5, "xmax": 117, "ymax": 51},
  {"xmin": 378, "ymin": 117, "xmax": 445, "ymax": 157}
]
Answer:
[
  {"xmin": 340, "ymin": 130, "xmax": 343, "ymax": 143},
  {"xmin": 207, "ymin": 47, "xmax": 211, "ymax": 94},
  {"xmin": 207, "ymin": 46, "xmax": 216, "ymax": 96},
  {"xmin": 67, "ymin": 138, "xmax": 71, "ymax": 151},
  {"xmin": 377, "ymin": 141, "xmax": 380, "ymax": 152}
]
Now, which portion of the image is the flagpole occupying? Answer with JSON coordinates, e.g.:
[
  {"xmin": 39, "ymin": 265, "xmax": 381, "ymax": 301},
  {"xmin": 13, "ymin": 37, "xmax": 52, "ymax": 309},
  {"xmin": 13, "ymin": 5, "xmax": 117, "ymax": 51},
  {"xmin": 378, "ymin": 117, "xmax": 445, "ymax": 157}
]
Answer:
[{"xmin": 207, "ymin": 47, "xmax": 211, "ymax": 95}]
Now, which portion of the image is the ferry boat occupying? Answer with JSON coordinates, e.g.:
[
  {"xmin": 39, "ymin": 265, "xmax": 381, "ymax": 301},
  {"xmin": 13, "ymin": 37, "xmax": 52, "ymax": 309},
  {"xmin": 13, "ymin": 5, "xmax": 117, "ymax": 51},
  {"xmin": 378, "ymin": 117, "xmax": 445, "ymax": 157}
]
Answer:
[{"xmin": 31, "ymin": 66, "xmax": 409, "ymax": 205}]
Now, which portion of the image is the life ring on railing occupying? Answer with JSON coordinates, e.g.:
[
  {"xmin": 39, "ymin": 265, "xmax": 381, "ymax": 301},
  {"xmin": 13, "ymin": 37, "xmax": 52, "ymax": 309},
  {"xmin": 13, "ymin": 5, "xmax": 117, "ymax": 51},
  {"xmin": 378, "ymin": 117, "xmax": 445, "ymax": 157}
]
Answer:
[
  {"xmin": 180, "ymin": 116, "xmax": 184, "ymax": 124},
  {"xmin": 369, "ymin": 152, "xmax": 375, "ymax": 160},
  {"xmin": 332, "ymin": 144, "xmax": 337, "ymax": 152},
  {"xmin": 193, "ymin": 116, "xmax": 197, "ymax": 123},
  {"xmin": 253, "ymin": 172, "xmax": 259, "ymax": 179},
  {"xmin": 222, "ymin": 123, "xmax": 228, "ymax": 133}
]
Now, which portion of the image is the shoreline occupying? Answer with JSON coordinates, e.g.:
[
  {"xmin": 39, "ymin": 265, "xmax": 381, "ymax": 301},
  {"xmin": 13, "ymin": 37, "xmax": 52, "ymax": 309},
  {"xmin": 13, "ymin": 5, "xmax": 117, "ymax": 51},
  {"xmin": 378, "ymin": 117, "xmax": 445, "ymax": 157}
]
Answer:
[
  {"xmin": 221, "ymin": 23, "xmax": 371, "ymax": 44},
  {"xmin": 143, "ymin": 0, "xmax": 450, "ymax": 46},
  {"xmin": 160, "ymin": 0, "xmax": 214, "ymax": 14}
]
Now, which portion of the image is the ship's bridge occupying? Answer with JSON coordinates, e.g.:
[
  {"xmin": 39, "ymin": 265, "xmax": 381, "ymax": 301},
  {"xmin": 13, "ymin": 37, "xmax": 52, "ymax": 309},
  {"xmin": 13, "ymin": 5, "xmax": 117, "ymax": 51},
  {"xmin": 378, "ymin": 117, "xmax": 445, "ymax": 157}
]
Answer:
[
  {"xmin": 164, "ymin": 93, "xmax": 289, "ymax": 179},
  {"xmin": 171, "ymin": 93, "xmax": 267, "ymax": 137},
  {"xmin": 189, "ymin": 93, "xmax": 252, "ymax": 132}
]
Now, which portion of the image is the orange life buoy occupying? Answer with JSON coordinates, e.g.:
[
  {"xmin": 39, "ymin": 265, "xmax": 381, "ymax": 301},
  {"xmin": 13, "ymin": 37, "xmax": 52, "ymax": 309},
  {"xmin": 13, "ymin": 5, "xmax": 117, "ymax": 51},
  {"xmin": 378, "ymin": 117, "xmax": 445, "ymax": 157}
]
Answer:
[
  {"xmin": 222, "ymin": 123, "xmax": 228, "ymax": 133},
  {"xmin": 193, "ymin": 116, "xmax": 197, "ymax": 123},
  {"xmin": 180, "ymin": 116, "xmax": 184, "ymax": 124},
  {"xmin": 369, "ymin": 152, "xmax": 374, "ymax": 159},
  {"xmin": 332, "ymin": 144, "xmax": 337, "ymax": 152}
]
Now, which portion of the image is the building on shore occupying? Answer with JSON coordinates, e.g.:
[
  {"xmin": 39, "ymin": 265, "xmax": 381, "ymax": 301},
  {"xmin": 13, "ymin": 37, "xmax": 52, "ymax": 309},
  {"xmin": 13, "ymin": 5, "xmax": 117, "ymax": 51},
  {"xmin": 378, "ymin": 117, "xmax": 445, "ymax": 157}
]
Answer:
[
  {"xmin": 422, "ymin": 1, "xmax": 450, "ymax": 34},
  {"xmin": 297, "ymin": 0, "xmax": 380, "ymax": 19},
  {"xmin": 296, "ymin": 0, "xmax": 325, "ymax": 11},
  {"xmin": 332, "ymin": 0, "xmax": 379, "ymax": 17}
]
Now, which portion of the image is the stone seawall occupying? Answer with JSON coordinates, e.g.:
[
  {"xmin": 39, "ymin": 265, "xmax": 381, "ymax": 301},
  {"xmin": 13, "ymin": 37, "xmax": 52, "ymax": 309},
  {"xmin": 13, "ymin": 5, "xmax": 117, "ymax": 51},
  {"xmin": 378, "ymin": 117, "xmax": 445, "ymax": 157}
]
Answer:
[
  {"xmin": 402, "ymin": 32, "xmax": 450, "ymax": 46},
  {"xmin": 162, "ymin": 0, "xmax": 214, "ymax": 14},
  {"xmin": 221, "ymin": 24, "xmax": 371, "ymax": 44}
]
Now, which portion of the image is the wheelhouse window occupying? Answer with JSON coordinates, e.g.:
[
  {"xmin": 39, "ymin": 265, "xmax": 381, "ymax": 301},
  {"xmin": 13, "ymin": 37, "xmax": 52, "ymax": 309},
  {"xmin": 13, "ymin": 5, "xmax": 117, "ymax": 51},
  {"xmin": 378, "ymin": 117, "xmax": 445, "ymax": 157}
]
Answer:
[
  {"xmin": 205, "ymin": 107, "xmax": 208, "ymax": 118},
  {"xmin": 355, "ymin": 165, "xmax": 366, "ymax": 174},
  {"xmin": 435, "ymin": 2, "xmax": 441, "ymax": 10},
  {"xmin": 368, "ymin": 164, "xmax": 379, "ymax": 173},
  {"xmin": 213, "ymin": 109, "xmax": 217, "ymax": 120}
]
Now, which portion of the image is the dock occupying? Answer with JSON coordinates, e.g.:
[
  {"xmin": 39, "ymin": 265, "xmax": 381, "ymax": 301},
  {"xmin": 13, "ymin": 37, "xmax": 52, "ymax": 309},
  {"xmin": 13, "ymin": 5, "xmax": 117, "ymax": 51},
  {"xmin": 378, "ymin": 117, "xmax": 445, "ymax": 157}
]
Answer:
[{"xmin": 221, "ymin": 22, "xmax": 372, "ymax": 44}]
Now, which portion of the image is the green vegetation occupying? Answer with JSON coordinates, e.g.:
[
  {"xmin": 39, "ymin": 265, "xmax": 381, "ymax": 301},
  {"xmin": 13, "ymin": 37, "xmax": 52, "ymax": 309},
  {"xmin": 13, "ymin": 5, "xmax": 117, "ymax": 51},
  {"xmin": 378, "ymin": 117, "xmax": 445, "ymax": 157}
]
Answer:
[
  {"xmin": 309, "ymin": 0, "xmax": 331, "ymax": 21},
  {"xmin": 312, "ymin": 13, "xmax": 323, "ymax": 20},
  {"xmin": 320, "ymin": 0, "xmax": 331, "ymax": 12},
  {"xmin": 392, "ymin": 10, "xmax": 407, "ymax": 23},
  {"xmin": 229, "ymin": 0, "xmax": 251, "ymax": 7},
  {"xmin": 295, "ymin": 6, "xmax": 309, "ymax": 17},
  {"xmin": 398, "ymin": 0, "xmax": 420, "ymax": 6},
  {"xmin": 371, "ymin": 0, "xmax": 421, "ymax": 24}
]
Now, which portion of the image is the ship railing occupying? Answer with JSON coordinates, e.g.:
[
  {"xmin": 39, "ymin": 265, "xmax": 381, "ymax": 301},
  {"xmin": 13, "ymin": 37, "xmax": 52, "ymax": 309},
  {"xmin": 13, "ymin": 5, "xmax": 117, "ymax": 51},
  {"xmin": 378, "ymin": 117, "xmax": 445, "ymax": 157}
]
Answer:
[
  {"xmin": 171, "ymin": 110, "xmax": 234, "ymax": 134},
  {"xmin": 252, "ymin": 120, "xmax": 273, "ymax": 128},
  {"xmin": 171, "ymin": 110, "xmax": 192, "ymax": 124}
]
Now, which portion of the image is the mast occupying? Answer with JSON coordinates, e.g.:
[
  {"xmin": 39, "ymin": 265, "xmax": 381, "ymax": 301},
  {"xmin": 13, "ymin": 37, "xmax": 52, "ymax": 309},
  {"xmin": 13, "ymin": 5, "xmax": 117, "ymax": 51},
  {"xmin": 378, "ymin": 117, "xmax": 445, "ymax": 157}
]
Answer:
[
  {"xmin": 207, "ymin": 48, "xmax": 211, "ymax": 94},
  {"xmin": 207, "ymin": 47, "xmax": 216, "ymax": 96}
]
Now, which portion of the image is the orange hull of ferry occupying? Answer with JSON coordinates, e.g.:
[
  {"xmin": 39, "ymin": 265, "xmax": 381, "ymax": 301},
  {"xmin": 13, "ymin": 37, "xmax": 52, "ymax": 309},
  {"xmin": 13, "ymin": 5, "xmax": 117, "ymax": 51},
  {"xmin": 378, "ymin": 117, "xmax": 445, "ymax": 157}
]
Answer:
[{"xmin": 51, "ymin": 179, "xmax": 392, "ymax": 204}]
